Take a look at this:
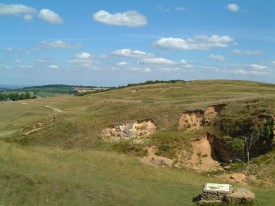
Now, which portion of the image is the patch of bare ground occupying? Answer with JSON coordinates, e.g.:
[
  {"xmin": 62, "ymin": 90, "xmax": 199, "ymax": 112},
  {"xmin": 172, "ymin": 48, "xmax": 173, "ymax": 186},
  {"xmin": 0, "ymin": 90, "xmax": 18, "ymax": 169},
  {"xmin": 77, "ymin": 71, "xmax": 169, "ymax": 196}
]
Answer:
[
  {"xmin": 20, "ymin": 118, "xmax": 56, "ymax": 136},
  {"xmin": 141, "ymin": 146, "xmax": 173, "ymax": 167},
  {"xmin": 186, "ymin": 135, "xmax": 222, "ymax": 172},
  {"xmin": 101, "ymin": 120, "xmax": 156, "ymax": 141},
  {"xmin": 218, "ymin": 173, "xmax": 247, "ymax": 184},
  {"xmin": 178, "ymin": 104, "xmax": 225, "ymax": 131}
]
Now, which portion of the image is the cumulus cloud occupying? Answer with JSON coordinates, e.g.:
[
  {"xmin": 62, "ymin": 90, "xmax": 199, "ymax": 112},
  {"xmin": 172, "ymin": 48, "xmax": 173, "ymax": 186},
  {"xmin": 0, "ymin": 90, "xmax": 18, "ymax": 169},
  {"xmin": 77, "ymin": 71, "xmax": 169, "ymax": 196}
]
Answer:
[
  {"xmin": 139, "ymin": 57, "xmax": 175, "ymax": 65},
  {"xmin": 154, "ymin": 35, "xmax": 235, "ymax": 50},
  {"xmin": 38, "ymin": 9, "xmax": 63, "ymax": 24},
  {"xmin": 251, "ymin": 64, "xmax": 267, "ymax": 70},
  {"xmin": 117, "ymin": 62, "xmax": 128, "ymax": 66},
  {"xmin": 37, "ymin": 40, "xmax": 81, "ymax": 49},
  {"xmin": 75, "ymin": 52, "xmax": 92, "ymax": 59},
  {"xmin": 93, "ymin": 10, "xmax": 147, "ymax": 27},
  {"xmin": 208, "ymin": 54, "xmax": 226, "ymax": 62},
  {"xmin": 138, "ymin": 58, "xmax": 194, "ymax": 69},
  {"xmin": 69, "ymin": 52, "xmax": 95, "ymax": 68},
  {"xmin": 48, "ymin": 64, "xmax": 59, "ymax": 69},
  {"xmin": 227, "ymin": 3, "xmax": 239, "ymax": 12},
  {"xmin": 23, "ymin": 14, "xmax": 33, "ymax": 21},
  {"xmin": 231, "ymin": 49, "xmax": 262, "ymax": 55},
  {"xmin": 36, "ymin": 59, "xmax": 48, "ymax": 63},
  {"xmin": 180, "ymin": 60, "xmax": 194, "ymax": 68},
  {"xmin": 112, "ymin": 49, "xmax": 153, "ymax": 58},
  {"xmin": 0, "ymin": 3, "xmax": 36, "ymax": 20}
]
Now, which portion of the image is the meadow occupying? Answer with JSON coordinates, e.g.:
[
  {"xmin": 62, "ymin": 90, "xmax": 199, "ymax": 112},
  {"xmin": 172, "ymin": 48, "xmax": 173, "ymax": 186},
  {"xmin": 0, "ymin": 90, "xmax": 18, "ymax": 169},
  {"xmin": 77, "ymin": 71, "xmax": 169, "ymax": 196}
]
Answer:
[{"xmin": 0, "ymin": 80, "xmax": 275, "ymax": 205}]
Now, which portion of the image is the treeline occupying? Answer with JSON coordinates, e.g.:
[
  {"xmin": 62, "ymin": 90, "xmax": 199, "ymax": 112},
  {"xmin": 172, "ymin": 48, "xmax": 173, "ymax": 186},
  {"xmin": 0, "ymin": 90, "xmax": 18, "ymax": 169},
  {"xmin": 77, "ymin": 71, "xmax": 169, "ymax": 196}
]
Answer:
[
  {"xmin": 75, "ymin": 80, "xmax": 185, "ymax": 97},
  {"xmin": 23, "ymin": 85, "xmax": 77, "ymax": 95},
  {"xmin": 0, "ymin": 92, "xmax": 36, "ymax": 101},
  {"xmin": 121, "ymin": 79, "xmax": 185, "ymax": 88},
  {"xmin": 74, "ymin": 88, "xmax": 113, "ymax": 96}
]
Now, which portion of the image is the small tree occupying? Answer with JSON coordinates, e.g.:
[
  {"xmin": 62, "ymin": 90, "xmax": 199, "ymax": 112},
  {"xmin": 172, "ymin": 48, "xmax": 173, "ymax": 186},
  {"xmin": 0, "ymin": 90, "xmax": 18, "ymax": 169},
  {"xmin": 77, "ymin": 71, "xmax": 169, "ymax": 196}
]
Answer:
[{"xmin": 240, "ymin": 131, "xmax": 260, "ymax": 163}]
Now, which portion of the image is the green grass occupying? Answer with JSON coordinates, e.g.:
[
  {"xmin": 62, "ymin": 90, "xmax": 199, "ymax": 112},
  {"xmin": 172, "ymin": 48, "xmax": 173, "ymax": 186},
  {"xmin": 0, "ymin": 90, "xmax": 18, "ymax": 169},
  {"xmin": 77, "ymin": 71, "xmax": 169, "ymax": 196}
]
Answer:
[
  {"xmin": 0, "ymin": 141, "xmax": 207, "ymax": 205},
  {"xmin": 0, "ymin": 80, "xmax": 275, "ymax": 205},
  {"xmin": 0, "ymin": 141, "xmax": 274, "ymax": 205}
]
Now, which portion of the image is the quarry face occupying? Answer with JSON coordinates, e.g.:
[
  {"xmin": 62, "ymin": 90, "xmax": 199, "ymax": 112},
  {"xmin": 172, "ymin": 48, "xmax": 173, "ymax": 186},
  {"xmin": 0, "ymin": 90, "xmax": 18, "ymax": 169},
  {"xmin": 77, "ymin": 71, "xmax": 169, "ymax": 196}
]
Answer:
[{"xmin": 101, "ymin": 120, "xmax": 157, "ymax": 141}]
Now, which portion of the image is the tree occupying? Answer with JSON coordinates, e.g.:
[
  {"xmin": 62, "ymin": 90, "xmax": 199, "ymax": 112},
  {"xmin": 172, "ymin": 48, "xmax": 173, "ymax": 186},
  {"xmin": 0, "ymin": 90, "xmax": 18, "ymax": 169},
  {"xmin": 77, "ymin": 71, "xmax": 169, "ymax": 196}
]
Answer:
[
  {"xmin": 240, "ymin": 131, "xmax": 260, "ymax": 163},
  {"xmin": 8, "ymin": 93, "xmax": 19, "ymax": 101},
  {"xmin": 0, "ymin": 93, "xmax": 8, "ymax": 101}
]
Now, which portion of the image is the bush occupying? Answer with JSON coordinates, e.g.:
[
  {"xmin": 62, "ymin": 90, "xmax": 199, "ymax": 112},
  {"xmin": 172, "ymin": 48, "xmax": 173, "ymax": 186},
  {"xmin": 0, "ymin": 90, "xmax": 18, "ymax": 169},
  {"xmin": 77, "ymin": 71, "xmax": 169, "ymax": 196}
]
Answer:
[{"xmin": 112, "ymin": 141, "xmax": 147, "ymax": 157}]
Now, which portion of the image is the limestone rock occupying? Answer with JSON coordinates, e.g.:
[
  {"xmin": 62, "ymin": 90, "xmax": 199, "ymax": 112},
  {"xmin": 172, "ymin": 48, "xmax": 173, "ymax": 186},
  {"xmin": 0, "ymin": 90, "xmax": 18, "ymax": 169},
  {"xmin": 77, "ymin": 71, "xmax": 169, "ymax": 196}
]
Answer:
[
  {"xmin": 225, "ymin": 188, "xmax": 255, "ymax": 204},
  {"xmin": 195, "ymin": 183, "xmax": 255, "ymax": 205},
  {"xmin": 101, "ymin": 120, "xmax": 156, "ymax": 141}
]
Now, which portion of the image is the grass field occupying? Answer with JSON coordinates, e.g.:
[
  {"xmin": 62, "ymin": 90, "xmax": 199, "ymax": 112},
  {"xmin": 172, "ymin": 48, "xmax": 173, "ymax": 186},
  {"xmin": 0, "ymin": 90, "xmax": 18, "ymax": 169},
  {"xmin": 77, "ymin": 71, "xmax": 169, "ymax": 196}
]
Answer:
[
  {"xmin": 0, "ymin": 80, "xmax": 275, "ymax": 205},
  {"xmin": 0, "ymin": 141, "xmax": 274, "ymax": 206}
]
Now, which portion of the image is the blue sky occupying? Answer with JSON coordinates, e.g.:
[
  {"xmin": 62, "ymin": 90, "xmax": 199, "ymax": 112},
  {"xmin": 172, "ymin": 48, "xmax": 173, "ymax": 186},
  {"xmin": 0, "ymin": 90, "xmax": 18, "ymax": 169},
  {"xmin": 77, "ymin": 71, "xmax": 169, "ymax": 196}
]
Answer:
[{"xmin": 1, "ymin": 0, "xmax": 275, "ymax": 86}]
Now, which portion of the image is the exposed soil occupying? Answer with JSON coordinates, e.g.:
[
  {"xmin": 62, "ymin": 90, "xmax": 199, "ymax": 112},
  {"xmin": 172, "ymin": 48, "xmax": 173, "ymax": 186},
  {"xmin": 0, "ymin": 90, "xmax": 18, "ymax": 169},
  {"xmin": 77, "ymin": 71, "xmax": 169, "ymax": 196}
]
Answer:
[
  {"xmin": 141, "ymin": 146, "xmax": 173, "ymax": 167},
  {"xmin": 218, "ymin": 173, "xmax": 247, "ymax": 184},
  {"xmin": 44, "ymin": 105, "xmax": 63, "ymax": 113},
  {"xmin": 101, "ymin": 120, "xmax": 157, "ymax": 141},
  {"xmin": 187, "ymin": 135, "xmax": 222, "ymax": 172},
  {"xmin": 178, "ymin": 104, "xmax": 225, "ymax": 131}
]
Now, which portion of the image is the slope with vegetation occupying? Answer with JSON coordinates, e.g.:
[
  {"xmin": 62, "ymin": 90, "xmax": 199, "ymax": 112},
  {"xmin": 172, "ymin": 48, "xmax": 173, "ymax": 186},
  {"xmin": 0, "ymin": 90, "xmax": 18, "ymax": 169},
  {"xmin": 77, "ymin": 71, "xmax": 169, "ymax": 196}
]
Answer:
[{"xmin": 0, "ymin": 80, "xmax": 275, "ymax": 205}]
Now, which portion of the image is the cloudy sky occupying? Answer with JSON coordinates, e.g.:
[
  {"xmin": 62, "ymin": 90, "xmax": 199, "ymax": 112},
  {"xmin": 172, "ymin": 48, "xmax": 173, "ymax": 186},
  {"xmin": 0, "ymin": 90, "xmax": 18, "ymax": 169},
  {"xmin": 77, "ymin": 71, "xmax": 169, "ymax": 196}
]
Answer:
[{"xmin": 1, "ymin": 0, "xmax": 275, "ymax": 86}]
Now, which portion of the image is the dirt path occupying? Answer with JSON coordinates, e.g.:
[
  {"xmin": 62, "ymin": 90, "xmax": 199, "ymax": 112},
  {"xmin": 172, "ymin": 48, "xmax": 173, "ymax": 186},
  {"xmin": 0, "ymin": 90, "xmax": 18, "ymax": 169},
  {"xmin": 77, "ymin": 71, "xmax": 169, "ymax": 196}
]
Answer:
[{"xmin": 44, "ymin": 106, "xmax": 63, "ymax": 113}]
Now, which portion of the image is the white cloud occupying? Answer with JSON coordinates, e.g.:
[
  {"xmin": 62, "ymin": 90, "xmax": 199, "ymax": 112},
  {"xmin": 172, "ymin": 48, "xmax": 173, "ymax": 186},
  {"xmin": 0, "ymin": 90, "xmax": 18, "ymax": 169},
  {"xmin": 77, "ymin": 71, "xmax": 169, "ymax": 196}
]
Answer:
[
  {"xmin": 69, "ymin": 52, "xmax": 95, "ymax": 68},
  {"xmin": 156, "ymin": 5, "xmax": 185, "ymax": 12},
  {"xmin": 20, "ymin": 65, "xmax": 33, "ymax": 69},
  {"xmin": 38, "ymin": 9, "xmax": 63, "ymax": 24},
  {"xmin": 117, "ymin": 62, "xmax": 128, "ymax": 66},
  {"xmin": 208, "ymin": 54, "xmax": 226, "ymax": 62},
  {"xmin": 139, "ymin": 58, "xmax": 175, "ymax": 65},
  {"xmin": 231, "ymin": 49, "xmax": 262, "ymax": 55},
  {"xmin": 175, "ymin": 7, "xmax": 185, "ymax": 12},
  {"xmin": 154, "ymin": 35, "xmax": 235, "ymax": 50},
  {"xmin": 251, "ymin": 64, "xmax": 267, "ymax": 70},
  {"xmin": 37, "ymin": 40, "xmax": 81, "ymax": 49},
  {"xmin": 48, "ymin": 64, "xmax": 59, "ymax": 69},
  {"xmin": 156, "ymin": 5, "xmax": 171, "ymax": 12},
  {"xmin": 227, "ymin": 3, "xmax": 239, "ymax": 12},
  {"xmin": 272, "ymin": 61, "xmax": 275, "ymax": 65},
  {"xmin": 93, "ymin": 10, "xmax": 147, "ymax": 27},
  {"xmin": 180, "ymin": 60, "xmax": 194, "ymax": 68},
  {"xmin": 0, "ymin": 3, "xmax": 36, "ymax": 20},
  {"xmin": 75, "ymin": 52, "xmax": 92, "ymax": 59},
  {"xmin": 112, "ymin": 49, "xmax": 153, "ymax": 58},
  {"xmin": 23, "ymin": 14, "xmax": 33, "ymax": 21},
  {"xmin": 36, "ymin": 58, "xmax": 48, "ymax": 63}
]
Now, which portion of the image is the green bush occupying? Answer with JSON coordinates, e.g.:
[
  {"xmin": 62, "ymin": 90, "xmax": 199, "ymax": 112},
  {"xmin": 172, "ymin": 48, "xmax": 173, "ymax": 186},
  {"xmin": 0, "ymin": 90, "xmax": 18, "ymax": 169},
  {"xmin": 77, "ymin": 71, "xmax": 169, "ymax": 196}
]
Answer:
[{"xmin": 112, "ymin": 141, "xmax": 147, "ymax": 157}]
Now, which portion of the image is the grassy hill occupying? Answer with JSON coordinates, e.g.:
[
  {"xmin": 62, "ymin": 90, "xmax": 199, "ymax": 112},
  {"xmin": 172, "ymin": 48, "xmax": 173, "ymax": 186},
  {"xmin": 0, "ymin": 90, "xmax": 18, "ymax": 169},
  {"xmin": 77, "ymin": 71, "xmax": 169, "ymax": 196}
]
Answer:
[{"xmin": 0, "ymin": 80, "xmax": 275, "ymax": 205}]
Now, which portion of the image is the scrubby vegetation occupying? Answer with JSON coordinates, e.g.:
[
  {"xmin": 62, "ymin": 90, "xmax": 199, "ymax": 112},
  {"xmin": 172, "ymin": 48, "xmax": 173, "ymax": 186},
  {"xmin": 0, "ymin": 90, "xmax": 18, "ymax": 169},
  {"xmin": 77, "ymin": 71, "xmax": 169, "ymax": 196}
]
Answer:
[{"xmin": 0, "ymin": 92, "xmax": 36, "ymax": 101}]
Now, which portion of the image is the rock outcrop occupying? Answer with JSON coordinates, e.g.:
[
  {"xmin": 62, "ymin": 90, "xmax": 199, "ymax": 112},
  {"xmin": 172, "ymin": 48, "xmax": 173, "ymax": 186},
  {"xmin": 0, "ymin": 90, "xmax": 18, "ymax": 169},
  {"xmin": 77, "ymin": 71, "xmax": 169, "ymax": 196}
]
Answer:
[
  {"xmin": 196, "ymin": 183, "xmax": 255, "ymax": 205},
  {"xmin": 101, "ymin": 120, "xmax": 156, "ymax": 141},
  {"xmin": 178, "ymin": 104, "xmax": 225, "ymax": 131}
]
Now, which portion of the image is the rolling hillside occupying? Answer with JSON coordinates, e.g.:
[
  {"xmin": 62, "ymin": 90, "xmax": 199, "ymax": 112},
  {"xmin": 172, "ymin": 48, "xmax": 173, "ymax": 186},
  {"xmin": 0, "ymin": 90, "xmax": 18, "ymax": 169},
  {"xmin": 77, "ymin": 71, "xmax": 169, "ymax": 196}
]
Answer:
[{"xmin": 0, "ymin": 80, "xmax": 275, "ymax": 205}]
